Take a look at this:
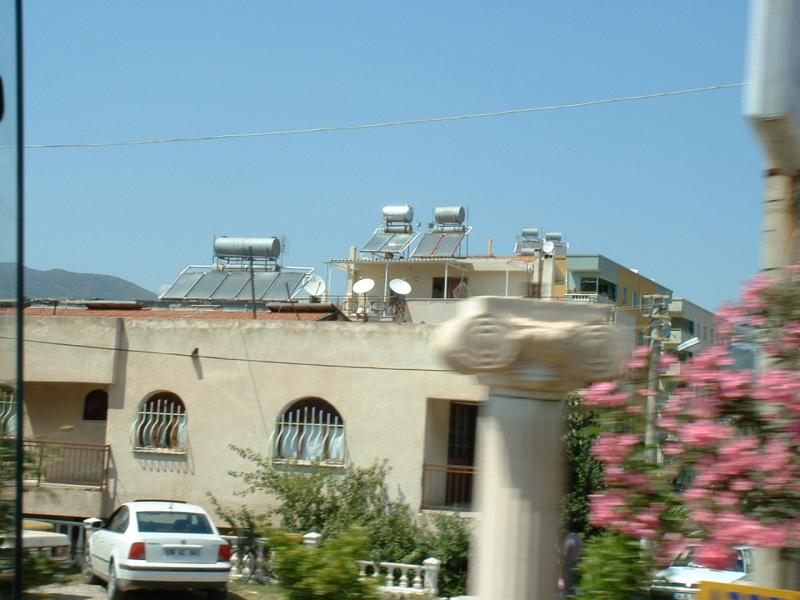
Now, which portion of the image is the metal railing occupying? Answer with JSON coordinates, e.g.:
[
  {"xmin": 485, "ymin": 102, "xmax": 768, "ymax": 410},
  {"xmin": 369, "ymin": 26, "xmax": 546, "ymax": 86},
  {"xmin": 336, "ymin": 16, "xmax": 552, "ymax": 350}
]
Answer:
[
  {"xmin": 421, "ymin": 463, "xmax": 476, "ymax": 511},
  {"xmin": 23, "ymin": 440, "xmax": 110, "ymax": 489},
  {"xmin": 563, "ymin": 292, "xmax": 613, "ymax": 304}
]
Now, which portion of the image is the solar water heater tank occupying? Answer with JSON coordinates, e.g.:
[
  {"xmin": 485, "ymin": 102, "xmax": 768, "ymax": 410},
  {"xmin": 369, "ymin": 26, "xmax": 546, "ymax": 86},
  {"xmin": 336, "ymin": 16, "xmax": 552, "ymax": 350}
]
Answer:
[
  {"xmin": 434, "ymin": 206, "xmax": 465, "ymax": 225},
  {"xmin": 214, "ymin": 236, "xmax": 282, "ymax": 259}
]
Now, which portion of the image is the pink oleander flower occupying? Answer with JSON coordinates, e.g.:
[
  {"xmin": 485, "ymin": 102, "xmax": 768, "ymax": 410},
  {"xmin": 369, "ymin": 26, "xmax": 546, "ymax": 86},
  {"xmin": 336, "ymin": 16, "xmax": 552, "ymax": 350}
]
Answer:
[
  {"xmin": 696, "ymin": 542, "xmax": 736, "ymax": 570},
  {"xmin": 681, "ymin": 421, "xmax": 735, "ymax": 448},
  {"xmin": 582, "ymin": 382, "xmax": 629, "ymax": 407},
  {"xmin": 592, "ymin": 432, "xmax": 640, "ymax": 465}
]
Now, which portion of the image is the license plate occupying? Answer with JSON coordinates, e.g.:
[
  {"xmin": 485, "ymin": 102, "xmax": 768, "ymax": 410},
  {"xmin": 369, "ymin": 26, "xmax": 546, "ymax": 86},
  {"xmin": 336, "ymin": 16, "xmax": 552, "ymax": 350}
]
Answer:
[
  {"xmin": 164, "ymin": 548, "xmax": 199, "ymax": 557},
  {"xmin": 674, "ymin": 593, "xmax": 695, "ymax": 599}
]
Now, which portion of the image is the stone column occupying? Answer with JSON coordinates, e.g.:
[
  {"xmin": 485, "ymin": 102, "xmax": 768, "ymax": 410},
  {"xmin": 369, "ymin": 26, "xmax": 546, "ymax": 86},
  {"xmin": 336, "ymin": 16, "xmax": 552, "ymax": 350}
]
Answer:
[{"xmin": 434, "ymin": 297, "xmax": 631, "ymax": 600}]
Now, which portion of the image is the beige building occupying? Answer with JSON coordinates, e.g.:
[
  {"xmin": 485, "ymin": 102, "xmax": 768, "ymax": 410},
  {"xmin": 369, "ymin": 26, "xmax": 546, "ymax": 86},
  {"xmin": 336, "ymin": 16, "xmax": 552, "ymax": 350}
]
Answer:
[
  {"xmin": 0, "ymin": 304, "xmax": 487, "ymax": 522},
  {"xmin": 0, "ymin": 211, "xmax": 716, "ymax": 528}
]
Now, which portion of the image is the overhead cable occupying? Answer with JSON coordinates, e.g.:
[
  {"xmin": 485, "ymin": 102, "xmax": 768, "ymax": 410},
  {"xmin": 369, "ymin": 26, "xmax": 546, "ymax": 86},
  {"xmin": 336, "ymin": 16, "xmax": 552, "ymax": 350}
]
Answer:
[
  {"xmin": 0, "ymin": 335, "xmax": 449, "ymax": 373},
  {"xmin": 13, "ymin": 82, "xmax": 744, "ymax": 150}
]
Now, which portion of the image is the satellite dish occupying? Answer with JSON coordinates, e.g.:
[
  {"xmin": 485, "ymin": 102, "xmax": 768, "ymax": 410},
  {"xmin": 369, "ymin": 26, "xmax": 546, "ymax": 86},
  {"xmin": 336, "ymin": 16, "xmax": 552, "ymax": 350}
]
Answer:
[
  {"xmin": 353, "ymin": 278, "xmax": 375, "ymax": 294},
  {"xmin": 303, "ymin": 274, "xmax": 326, "ymax": 297},
  {"xmin": 389, "ymin": 278, "xmax": 412, "ymax": 296},
  {"xmin": 542, "ymin": 240, "xmax": 555, "ymax": 255}
]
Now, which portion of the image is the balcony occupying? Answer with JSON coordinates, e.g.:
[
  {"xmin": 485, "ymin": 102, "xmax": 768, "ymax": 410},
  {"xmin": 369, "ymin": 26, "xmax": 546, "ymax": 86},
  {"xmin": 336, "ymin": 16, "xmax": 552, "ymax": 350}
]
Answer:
[
  {"xmin": 22, "ymin": 440, "xmax": 110, "ymax": 518},
  {"xmin": 24, "ymin": 440, "xmax": 110, "ymax": 488},
  {"xmin": 563, "ymin": 293, "xmax": 613, "ymax": 304},
  {"xmin": 421, "ymin": 464, "xmax": 476, "ymax": 511}
]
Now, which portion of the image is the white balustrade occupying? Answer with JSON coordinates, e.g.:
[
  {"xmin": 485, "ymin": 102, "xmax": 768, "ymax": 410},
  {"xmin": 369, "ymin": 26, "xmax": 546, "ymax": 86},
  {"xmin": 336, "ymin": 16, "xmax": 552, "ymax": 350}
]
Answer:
[{"xmin": 356, "ymin": 558, "xmax": 440, "ymax": 597}]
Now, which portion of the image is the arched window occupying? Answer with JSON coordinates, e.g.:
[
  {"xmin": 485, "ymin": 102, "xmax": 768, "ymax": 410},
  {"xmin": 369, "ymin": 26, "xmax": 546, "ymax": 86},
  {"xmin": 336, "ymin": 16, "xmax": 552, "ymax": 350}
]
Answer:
[
  {"xmin": 83, "ymin": 389, "xmax": 108, "ymax": 421},
  {"xmin": 0, "ymin": 385, "xmax": 15, "ymax": 438},
  {"xmin": 132, "ymin": 392, "xmax": 187, "ymax": 452},
  {"xmin": 273, "ymin": 398, "xmax": 345, "ymax": 464}
]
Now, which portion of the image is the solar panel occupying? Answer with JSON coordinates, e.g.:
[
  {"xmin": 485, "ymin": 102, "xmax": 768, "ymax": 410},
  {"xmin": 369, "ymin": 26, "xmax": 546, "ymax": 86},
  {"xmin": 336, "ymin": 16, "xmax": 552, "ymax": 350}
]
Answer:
[
  {"xmin": 431, "ymin": 233, "xmax": 465, "ymax": 257},
  {"xmin": 263, "ymin": 272, "xmax": 306, "ymax": 301},
  {"xmin": 161, "ymin": 273, "xmax": 204, "ymax": 299},
  {"xmin": 382, "ymin": 233, "xmax": 415, "ymax": 254},
  {"xmin": 411, "ymin": 233, "xmax": 444, "ymax": 258},
  {"xmin": 235, "ymin": 271, "xmax": 280, "ymax": 300},
  {"xmin": 185, "ymin": 271, "xmax": 228, "ymax": 299},
  {"xmin": 361, "ymin": 232, "xmax": 393, "ymax": 253},
  {"xmin": 209, "ymin": 272, "xmax": 250, "ymax": 299}
]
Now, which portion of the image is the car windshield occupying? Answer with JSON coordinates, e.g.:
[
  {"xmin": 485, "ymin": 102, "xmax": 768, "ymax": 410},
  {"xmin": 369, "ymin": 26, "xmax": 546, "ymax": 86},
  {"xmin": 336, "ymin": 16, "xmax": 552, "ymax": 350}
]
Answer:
[
  {"xmin": 671, "ymin": 547, "xmax": 744, "ymax": 572},
  {"xmin": 136, "ymin": 511, "xmax": 213, "ymax": 534}
]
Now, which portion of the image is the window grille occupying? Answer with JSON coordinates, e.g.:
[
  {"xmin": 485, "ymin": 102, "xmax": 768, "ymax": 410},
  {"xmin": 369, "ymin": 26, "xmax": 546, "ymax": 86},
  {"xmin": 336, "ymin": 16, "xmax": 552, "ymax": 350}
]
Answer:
[
  {"xmin": 0, "ymin": 386, "xmax": 15, "ymax": 438},
  {"xmin": 273, "ymin": 398, "xmax": 345, "ymax": 464},
  {"xmin": 131, "ymin": 393, "xmax": 187, "ymax": 452}
]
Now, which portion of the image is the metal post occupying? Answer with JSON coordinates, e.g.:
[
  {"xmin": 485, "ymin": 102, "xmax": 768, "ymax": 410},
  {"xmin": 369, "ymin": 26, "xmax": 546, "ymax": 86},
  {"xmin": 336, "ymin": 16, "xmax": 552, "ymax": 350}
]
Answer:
[
  {"xmin": 248, "ymin": 248, "xmax": 257, "ymax": 319},
  {"xmin": 324, "ymin": 262, "xmax": 331, "ymax": 303},
  {"xmin": 13, "ymin": 0, "xmax": 25, "ymax": 595},
  {"xmin": 383, "ymin": 262, "xmax": 389, "ymax": 305},
  {"xmin": 444, "ymin": 262, "xmax": 449, "ymax": 299},
  {"xmin": 645, "ymin": 295, "xmax": 669, "ymax": 464},
  {"xmin": 504, "ymin": 266, "xmax": 509, "ymax": 297}
]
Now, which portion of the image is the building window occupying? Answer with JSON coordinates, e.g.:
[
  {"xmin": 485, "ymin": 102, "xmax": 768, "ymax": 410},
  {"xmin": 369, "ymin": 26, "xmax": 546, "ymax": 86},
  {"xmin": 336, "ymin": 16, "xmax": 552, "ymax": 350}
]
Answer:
[
  {"xmin": 579, "ymin": 277, "xmax": 598, "ymax": 293},
  {"xmin": 0, "ymin": 385, "xmax": 15, "ymax": 438},
  {"xmin": 83, "ymin": 389, "xmax": 108, "ymax": 421},
  {"xmin": 432, "ymin": 277, "xmax": 469, "ymax": 299},
  {"xmin": 632, "ymin": 292, "xmax": 638, "ymax": 307},
  {"xmin": 622, "ymin": 287, "xmax": 628, "ymax": 305},
  {"xmin": 273, "ymin": 397, "xmax": 346, "ymax": 464},
  {"xmin": 132, "ymin": 392, "xmax": 187, "ymax": 453}
]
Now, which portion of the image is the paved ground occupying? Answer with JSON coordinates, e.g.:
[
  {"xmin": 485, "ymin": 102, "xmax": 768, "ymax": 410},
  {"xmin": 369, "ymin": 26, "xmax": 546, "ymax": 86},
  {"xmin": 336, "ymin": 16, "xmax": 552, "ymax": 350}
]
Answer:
[
  {"xmin": 24, "ymin": 581, "xmax": 225, "ymax": 600},
  {"xmin": 24, "ymin": 580, "xmax": 272, "ymax": 600}
]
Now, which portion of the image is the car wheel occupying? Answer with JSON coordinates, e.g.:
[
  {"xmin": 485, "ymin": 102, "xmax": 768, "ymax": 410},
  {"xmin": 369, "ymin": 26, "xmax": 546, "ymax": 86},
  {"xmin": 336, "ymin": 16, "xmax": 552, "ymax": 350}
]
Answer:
[
  {"xmin": 206, "ymin": 587, "xmax": 227, "ymax": 600},
  {"xmin": 81, "ymin": 546, "xmax": 100, "ymax": 585},
  {"xmin": 107, "ymin": 560, "xmax": 126, "ymax": 600}
]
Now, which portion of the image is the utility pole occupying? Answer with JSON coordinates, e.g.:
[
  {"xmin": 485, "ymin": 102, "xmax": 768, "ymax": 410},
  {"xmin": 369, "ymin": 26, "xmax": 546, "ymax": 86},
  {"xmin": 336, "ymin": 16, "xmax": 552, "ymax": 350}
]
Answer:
[{"xmin": 644, "ymin": 294, "xmax": 670, "ymax": 464}]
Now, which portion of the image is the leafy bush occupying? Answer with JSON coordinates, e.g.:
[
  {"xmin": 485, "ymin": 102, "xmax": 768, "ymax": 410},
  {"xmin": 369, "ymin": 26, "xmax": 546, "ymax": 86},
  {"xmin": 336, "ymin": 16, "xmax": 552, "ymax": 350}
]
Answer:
[
  {"xmin": 269, "ymin": 526, "xmax": 377, "ymax": 600},
  {"xmin": 576, "ymin": 531, "xmax": 650, "ymax": 600},
  {"xmin": 0, "ymin": 433, "xmax": 67, "ymax": 589},
  {"xmin": 223, "ymin": 447, "xmax": 472, "ymax": 597},
  {"xmin": 562, "ymin": 392, "xmax": 604, "ymax": 537},
  {"xmin": 417, "ymin": 512, "xmax": 471, "ymax": 598}
]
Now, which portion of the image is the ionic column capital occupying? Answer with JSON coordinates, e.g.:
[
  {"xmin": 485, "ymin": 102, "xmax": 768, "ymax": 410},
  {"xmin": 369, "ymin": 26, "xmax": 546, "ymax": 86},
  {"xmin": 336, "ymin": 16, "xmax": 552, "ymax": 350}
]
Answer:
[{"xmin": 434, "ymin": 297, "xmax": 632, "ymax": 397}]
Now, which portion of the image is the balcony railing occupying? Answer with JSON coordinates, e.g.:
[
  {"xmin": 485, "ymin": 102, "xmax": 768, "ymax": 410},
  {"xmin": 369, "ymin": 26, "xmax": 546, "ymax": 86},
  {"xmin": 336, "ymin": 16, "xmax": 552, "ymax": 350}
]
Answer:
[
  {"xmin": 563, "ymin": 292, "xmax": 613, "ymax": 304},
  {"xmin": 23, "ymin": 440, "xmax": 110, "ymax": 489},
  {"xmin": 421, "ymin": 463, "xmax": 476, "ymax": 511}
]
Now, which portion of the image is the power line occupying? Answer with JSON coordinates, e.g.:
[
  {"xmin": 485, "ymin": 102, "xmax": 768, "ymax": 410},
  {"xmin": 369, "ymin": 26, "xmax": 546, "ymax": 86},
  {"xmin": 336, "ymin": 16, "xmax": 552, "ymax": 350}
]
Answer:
[
  {"xmin": 14, "ymin": 82, "xmax": 744, "ymax": 150},
  {"xmin": 0, "ymin": 335, "xmax": 449, "ymax": 373}
]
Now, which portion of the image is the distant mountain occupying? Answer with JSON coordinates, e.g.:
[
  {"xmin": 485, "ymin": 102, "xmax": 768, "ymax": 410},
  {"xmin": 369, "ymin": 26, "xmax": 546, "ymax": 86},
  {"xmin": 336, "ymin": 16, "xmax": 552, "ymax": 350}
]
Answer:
[{"xmin": 0, "ymin": 263, "xmax": 157, "ymax": 301}]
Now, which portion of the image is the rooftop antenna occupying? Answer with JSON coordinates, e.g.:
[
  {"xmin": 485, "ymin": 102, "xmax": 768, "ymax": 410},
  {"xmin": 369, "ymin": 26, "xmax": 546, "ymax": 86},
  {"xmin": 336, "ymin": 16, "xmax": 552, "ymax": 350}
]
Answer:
[{"xmin": 352, "ymin": 278, "xmax": 375, "ymax": 320}]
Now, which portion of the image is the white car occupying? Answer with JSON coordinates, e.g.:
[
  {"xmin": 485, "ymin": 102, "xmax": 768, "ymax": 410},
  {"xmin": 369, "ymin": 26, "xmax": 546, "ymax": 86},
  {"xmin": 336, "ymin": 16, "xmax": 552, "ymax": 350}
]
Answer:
[
  {"xmin": 0, "ymin": 529, "xmax": 72, "ymax": 578},
  {"xmin": 82, "ymin": 500, "xmax": 231, "ymax": 599},
  {"xmin": 649, "ymin": 546, "xmax": 752, "ymax": 599}
]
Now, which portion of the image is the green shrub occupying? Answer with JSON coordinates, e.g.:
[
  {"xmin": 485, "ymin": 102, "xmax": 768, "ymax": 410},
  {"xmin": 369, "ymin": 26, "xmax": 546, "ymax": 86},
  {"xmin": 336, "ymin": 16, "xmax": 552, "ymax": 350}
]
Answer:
[
  {"xmin": 417, "ymin": 512, "xmax": 471, "ymax": 598},
  {"xmin": 224, "ymin": 448, "xmax": 472, "ymax": 597},
  {"xmin": 269, "ymin": 526, "xmax": 377, "ymax": 600},
  {"xmin": 576, "ymin": 531, "xmax": 651, "ymax": 600}
]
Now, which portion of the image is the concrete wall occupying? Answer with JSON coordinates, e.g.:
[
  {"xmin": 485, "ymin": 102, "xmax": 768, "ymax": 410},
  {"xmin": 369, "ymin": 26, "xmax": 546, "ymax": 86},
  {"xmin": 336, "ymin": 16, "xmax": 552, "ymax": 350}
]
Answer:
[
  {"xmin": 13, "ymin": 314, "xmax": 486, "ymax": 520},
  {"xmin": 0, "ymin": 315, "xmax": 119, "ymax": 383},
  {"xmin": 25, "ymin": 382, "xmax": 107, "ymax": 445}
]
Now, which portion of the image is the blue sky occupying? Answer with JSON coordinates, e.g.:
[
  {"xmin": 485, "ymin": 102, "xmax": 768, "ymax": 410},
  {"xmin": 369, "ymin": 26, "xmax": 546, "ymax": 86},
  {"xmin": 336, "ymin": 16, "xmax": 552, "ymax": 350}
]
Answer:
[{"xmin": 23, "ymin": 2, "xmax": 762, "ymax": 309}]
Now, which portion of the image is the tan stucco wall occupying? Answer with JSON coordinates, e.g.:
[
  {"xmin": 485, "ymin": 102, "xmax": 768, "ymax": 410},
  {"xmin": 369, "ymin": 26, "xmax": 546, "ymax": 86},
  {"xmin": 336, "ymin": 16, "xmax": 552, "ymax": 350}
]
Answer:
[
  {"xmin": 16, "ymin": 315, "xmax": 486, "ymax": 519},
  {"xmin": 0, "ymin": 315, "xmax": 119, "ymax": 383},
  {"xmin": 24, "ymin": 382, "xmax": 107, "ymax": 445}
]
